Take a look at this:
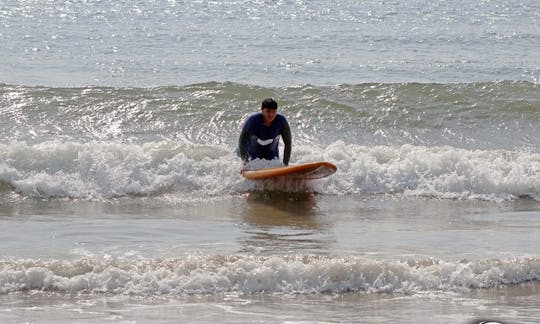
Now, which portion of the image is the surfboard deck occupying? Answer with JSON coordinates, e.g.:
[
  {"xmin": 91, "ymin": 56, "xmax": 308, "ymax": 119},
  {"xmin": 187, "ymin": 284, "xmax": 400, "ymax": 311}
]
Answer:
[{"xmin": 241, "ymin": 161, "xmax": 337, "ymax": 180}]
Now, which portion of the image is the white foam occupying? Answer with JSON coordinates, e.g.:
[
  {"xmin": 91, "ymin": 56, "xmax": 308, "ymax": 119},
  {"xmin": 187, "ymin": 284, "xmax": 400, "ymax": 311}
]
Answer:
[
  {"xmin": 307, "ymin": 142, "xmax": 540, "ymax": 201},
  {"xmin": 243, "ymin": 158, "xmax": 284, "ymax": 170},
  {"xmin": 0, "ymin": 140, "xmax": 244, "ymax": 200},
  {"xmin": 0, "ymin": 255, "xmax": 538, "ymax": 295},
  {"xmin": 0, "ymin": 141, "xmax": 538, "ymax": 201}
]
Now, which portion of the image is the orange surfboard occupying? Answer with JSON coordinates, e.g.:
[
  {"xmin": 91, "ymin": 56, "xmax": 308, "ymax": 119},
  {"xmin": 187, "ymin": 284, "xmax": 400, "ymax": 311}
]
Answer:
[{"xmin": 241, "ymin": 161, "xmax": 337, "ymax": 180}]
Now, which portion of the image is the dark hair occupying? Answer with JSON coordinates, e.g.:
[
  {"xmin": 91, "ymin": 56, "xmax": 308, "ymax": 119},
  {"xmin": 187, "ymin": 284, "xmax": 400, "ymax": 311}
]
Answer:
[{"xmin": 261, "ymin": 98, "xmax": 278, "ymax": 110}]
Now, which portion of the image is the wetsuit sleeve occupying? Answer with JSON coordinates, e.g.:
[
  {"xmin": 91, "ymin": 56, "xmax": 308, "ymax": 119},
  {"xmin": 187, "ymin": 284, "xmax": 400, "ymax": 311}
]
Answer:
[
  {"xmin": 238, "ymin": 127, "xmax": 250, "ymax": 163},
  {"xmin": 282, "ymin": 120, "xmax": 292, "ymax": 165}
]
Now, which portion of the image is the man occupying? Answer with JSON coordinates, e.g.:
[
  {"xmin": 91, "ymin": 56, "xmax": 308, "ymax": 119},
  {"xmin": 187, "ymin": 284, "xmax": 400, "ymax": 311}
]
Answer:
[{"xmin": 238, "ymin": 98, "xmax": 292, "ymax": 166}]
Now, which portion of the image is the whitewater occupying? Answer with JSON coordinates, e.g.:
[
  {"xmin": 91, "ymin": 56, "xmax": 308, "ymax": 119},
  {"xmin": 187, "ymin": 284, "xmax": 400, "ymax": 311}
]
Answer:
[{"xmin": 1, "ymin": 0, "xmax": 540, "ymax": 323}]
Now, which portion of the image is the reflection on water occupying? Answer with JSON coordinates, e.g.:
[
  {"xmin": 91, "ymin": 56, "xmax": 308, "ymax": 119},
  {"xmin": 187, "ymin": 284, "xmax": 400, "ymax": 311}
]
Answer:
[
  {"xmin": 239, "ymin": 190, "xmax": 334, "ymax": 255},
  {"xmin": 244, "ymin": 191, "xmax": 319, "ymax": 225}
]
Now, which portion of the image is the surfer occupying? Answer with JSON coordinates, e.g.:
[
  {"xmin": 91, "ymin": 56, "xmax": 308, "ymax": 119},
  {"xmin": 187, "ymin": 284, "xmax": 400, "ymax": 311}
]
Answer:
[{"xmin": 238, "ymin": 98, "xmax": 292, "ymax": 166}]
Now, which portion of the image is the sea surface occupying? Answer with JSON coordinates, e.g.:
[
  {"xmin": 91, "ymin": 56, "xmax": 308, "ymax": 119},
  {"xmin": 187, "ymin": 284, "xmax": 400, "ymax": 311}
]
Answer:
[{"xmin": 1, "ymin": 1, "xmax": 540, "ymax": 323}]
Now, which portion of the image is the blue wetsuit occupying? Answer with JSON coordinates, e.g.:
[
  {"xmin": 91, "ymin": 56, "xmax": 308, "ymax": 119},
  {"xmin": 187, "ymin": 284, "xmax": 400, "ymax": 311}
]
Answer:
[{"xmin": 238, "ymin": 113, "xmax": 291, "ymax": 165}]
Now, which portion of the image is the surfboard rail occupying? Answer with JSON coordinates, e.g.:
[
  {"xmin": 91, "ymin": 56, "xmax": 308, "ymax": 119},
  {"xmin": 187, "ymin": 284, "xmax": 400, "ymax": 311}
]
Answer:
[{"xmin": 241, "ymin": 161, "xmax": 337, "ymax": 180}]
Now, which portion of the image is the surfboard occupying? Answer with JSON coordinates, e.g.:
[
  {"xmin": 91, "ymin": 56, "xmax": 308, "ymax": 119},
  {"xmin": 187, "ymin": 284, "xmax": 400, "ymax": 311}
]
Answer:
[{"xmin": 241, "ymin": 161, "xmax": 337, "ymax": 180}]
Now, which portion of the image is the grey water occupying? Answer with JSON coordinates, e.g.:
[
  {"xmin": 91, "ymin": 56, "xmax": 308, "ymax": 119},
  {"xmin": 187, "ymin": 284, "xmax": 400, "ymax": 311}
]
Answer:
[{"xmin": 1, "ymin": 1, "xmax": 540, "ymax": 323}]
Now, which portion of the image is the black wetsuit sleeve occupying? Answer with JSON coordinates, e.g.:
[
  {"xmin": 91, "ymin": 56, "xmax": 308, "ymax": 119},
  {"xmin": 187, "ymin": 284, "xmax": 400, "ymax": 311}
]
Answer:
[
  {"xmin": 238, "ymin": 128, "xmax": 250, "ymax": 163},
  {"xmin": 282, "ymin": 121, "xmax": 292, "ymax": 166}
]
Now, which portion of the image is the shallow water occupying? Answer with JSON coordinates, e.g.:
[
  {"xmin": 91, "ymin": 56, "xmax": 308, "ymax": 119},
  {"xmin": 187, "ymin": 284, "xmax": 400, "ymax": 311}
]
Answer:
[
  {"xmin": 1, "ymin": 0, "xmax": 539, "ymax": 323},
  {"xmin": 1, "ymin": 193, "xmax": 540, "ymax": 323}
]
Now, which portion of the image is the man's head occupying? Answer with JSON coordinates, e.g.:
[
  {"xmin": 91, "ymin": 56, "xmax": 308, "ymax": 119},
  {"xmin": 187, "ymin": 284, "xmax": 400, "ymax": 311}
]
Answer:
[
  {"xmin": 260, "ymin": 98, "xmax": 278, "ymax": 124},
  {"xmin": 261, "ymin": 98, "xmax": 278, "ymax": 110}
]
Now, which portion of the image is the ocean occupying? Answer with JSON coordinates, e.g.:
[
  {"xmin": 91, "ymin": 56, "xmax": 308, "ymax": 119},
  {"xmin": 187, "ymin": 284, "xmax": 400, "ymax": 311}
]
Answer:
[{"xmin": 1, "ymin": 1, "xmax": 539, "ymax": 323}]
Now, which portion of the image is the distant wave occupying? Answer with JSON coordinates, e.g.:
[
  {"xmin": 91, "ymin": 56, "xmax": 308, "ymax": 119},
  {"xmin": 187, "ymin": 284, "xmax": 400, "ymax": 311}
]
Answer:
[
  {"xmin": 1, "ymin": 81, "xmax": 538, "ymax": 151},
  {"xmin": 1, "ymin": 255, "xmax": 538, "ymax": 295},
  {"xmin": 0, "ymin": 141, "xmax": 538, "ymax": 201},
  {"xmin": 1, "ymin": 81, "xmax": 538, "ymax": 201}
]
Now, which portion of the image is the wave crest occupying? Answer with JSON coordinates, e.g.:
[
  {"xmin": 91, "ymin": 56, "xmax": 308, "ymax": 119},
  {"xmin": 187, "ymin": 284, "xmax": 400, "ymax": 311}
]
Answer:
[
  {"xmin": 1, "ymin": 255, "xmax": 538, "ymax": 295},
  {"xmin": 1, "ymin": 141, "xmax": 538, "ymax": 201},
  {"xmin": 307, "ymin": 142, "xmax": 540, "ymax": 201}
]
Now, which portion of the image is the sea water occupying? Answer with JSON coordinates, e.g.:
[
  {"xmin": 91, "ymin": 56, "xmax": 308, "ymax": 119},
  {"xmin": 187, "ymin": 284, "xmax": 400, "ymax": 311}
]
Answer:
[{"xmin": 1, "ymin": 1, "xmax": 540, "ymax": 323}]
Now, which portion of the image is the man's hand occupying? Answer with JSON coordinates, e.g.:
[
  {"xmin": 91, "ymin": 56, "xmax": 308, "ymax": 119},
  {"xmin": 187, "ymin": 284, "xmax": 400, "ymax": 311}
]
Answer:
[{"xmin": 240, "ymin": 160, "xmax": 249, "ymax": 173}]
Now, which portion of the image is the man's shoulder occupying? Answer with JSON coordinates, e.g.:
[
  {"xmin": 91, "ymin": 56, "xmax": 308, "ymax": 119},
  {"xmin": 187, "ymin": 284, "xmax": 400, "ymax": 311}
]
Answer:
[
  {"xmin": 250, "ymin": 113, "xmax": 263, "ymax": 120},
  {"xmin": 244, "ymin": 113, "xmax": 261, "ymax": 123},
  {"xmin": 275, "ymin": 114, "xmax": 288, "ymax": 124},
  {"xmin": 242, "ymin": 113, "xmax": 262, "ymax": 131}
]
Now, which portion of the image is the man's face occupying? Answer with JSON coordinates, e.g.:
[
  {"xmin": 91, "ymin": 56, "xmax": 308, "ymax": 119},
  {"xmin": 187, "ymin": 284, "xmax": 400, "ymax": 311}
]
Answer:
[{"xmin": 261, "ymin": 108, "xmax": 277, "ymax": 124}]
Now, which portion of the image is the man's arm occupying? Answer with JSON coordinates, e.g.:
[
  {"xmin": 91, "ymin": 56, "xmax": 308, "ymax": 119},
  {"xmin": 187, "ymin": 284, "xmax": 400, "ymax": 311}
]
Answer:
[
  {"xmin": 281, "ymin": 121, "xmax": 292, "ymax": 166},
  {"xmin": 238, "ymin": 128, "xmax": 250, "ymax": 164}
]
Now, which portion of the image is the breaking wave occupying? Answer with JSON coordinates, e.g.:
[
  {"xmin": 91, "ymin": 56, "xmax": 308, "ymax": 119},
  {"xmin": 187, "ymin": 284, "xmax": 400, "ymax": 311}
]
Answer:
[
  {"xmin": 1, "ymin": 255, "xmax": 538, "ymax": 295},
  {"xmin": 0, "ymin": 140, "xmax": 538, "ymax": 202}
]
